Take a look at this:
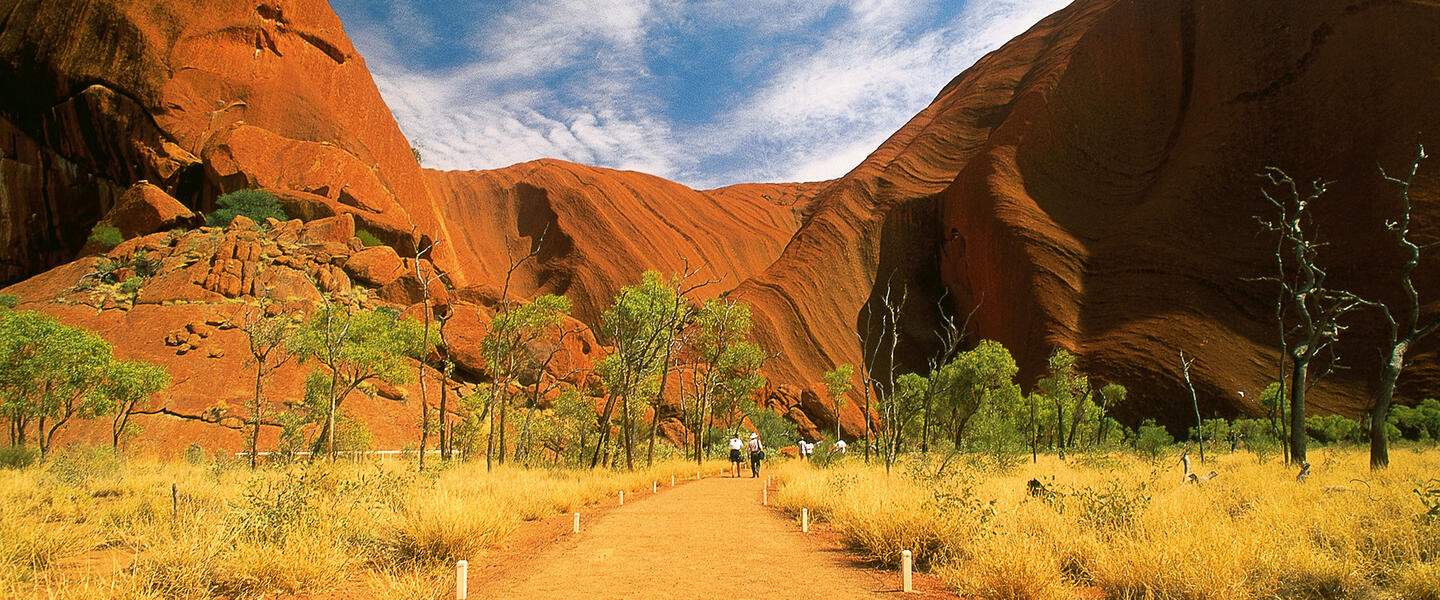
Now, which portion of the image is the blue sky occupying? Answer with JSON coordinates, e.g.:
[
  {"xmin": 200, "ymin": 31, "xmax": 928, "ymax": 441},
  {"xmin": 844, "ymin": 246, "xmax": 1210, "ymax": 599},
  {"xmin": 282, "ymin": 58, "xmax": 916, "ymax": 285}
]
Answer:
[{"xmin": 332, "ymin": 0, "xmax": 1071, "ymax": 189}]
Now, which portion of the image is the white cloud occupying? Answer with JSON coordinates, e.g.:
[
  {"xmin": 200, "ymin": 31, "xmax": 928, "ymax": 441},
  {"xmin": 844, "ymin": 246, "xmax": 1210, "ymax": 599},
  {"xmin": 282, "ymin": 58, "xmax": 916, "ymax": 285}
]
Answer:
[{"xmin": 347, "ymin": 0, "xmax": 1075, "ymax": 187}]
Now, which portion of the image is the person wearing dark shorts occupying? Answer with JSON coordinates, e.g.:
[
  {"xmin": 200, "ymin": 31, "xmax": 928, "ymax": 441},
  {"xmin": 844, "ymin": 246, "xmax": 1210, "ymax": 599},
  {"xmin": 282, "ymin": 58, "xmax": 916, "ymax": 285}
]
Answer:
[{"xmin": 728, "ymin": 434, "xmax": 744, "ymax": 477}]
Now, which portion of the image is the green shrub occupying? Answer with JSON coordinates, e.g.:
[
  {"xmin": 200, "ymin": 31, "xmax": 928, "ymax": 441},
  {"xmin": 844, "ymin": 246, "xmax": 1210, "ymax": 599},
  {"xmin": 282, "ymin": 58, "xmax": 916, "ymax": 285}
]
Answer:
[
  {"xmin": 1305, "ymin": 414, "xmax": 1362, "ymax": 444},
  {"xmin": 88, "ymin": 225, "xmax": 123, "ymax": 249},
  {"xmin": 1135, "ymin": 419, "xmax": 1173, "ymax": 458},
  {"xmin": 355, "ymin": 230, "xmax": 383, "ymax": 247},
  {"xmin": 0, "ymin": 293, "xmax": 18, "ymax": 309},
  {"xmin": 119, "ymin": 276, "xmax": 144, "ymax": 294},
  {"xmin": 182, "ymin": 443, "xmax": 206, "ymax": 466},
  {"xmin": 207, "ymin": 189, "xmax": 288, "ymax": 228},
  {"xmin": 0, "ymin": 445, "xmax": 38, "ymax": 468},
  {"xmin": 131, "ymin": 249, "xmax": 160, "ymax": 278},
  {"xmin": 1390, "ymin": 399, "xmax": 1440, "ymax": 441}
]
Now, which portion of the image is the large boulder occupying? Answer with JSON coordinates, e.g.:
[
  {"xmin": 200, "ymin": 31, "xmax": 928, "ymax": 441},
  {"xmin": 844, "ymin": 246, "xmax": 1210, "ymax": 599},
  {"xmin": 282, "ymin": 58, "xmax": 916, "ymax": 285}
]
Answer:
[
  {"xmin": 297, "ymin": 214, "xmax": 356, "ymax": 246},
  {"xmin": 343, "ymin": 245, "xmax": 403, "ymax": 287},
  {"xmin": 97, "ymin": 182, "xmax": 201, "ymax": 240}
]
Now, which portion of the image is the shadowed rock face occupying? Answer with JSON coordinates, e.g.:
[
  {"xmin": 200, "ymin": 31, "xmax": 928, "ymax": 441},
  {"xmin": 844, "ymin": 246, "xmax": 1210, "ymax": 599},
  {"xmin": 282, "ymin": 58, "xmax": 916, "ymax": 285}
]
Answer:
[
  {"xmin": 936, "ymin": 0, "xmax": 1440, "ymax": 426},
  {"xmin": 4, "ymin": 0, "xmax": 1440, "ymax": 454}
]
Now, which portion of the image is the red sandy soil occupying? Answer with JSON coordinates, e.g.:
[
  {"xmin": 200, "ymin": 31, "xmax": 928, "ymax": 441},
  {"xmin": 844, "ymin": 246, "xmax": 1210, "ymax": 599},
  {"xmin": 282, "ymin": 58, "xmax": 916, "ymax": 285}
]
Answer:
[{"xmin": 465, "ymin": 475, "xmax": 959, "ymax": 600}]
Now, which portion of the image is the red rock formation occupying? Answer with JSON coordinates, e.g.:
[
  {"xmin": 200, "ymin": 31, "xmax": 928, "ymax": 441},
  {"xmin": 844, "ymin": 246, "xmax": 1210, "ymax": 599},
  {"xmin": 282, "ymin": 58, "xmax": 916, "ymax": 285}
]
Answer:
[
  {"xmin": 6, "ymin": 0, "xmax": 1440, "ymax": 454},
  {"xmin": 935, "ymin": 0, "xmax": 1440, "ymax": 424},
  {"xmin": 420, "ymin": 162, "xmax": 817, "ymax": 325},
  {"xmin": 724, "ymin": 0, "xmax": 1440, "ymax": 430},
  {"xmin": 94, "ymin": 183, "xmax": 201, "ymax": 241},
  {"xmin": 0, "ymin": 0, "xmax": 457, "ymax": 286}
]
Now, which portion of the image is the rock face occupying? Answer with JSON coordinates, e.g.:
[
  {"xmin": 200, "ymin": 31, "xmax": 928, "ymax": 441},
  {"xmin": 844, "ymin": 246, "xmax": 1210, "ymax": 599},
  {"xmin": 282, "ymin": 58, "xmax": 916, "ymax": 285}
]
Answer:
[
  {"xmin": 0, "ymin": 0, "xmax": 453, "ymax": 286},
  {"xmin": 718, "ymin": 0, "xmax": 1440, "ymax": 429},
  {"xmin": 421, "ymin": 162, "xmax": 819, "ymax": 325},
  {"xmin": 932, "ymin": 0, "xmax": 1440, "ymax": 424}
]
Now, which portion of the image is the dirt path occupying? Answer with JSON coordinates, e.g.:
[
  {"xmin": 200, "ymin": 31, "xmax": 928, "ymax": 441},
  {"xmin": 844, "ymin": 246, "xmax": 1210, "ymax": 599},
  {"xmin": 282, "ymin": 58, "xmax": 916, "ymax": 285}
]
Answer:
[{"xmin": 472, "ymin": 475, "xmax": 943, "ymax": 600}]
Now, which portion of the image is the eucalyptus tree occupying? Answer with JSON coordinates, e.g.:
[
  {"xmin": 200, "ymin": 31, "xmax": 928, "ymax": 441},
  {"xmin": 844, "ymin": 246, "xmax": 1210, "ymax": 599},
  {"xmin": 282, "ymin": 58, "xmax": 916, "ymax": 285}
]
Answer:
[{"xmin": 293, "ymin": 303, "xmax": 429, "ymax": 459}]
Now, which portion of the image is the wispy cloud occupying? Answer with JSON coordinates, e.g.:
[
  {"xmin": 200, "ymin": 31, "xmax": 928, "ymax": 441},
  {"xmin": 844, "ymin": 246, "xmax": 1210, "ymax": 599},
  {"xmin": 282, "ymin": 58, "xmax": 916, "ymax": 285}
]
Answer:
[{"xmin": 336, "ymin": 0, "xmax": 1073, "ymax": 188}]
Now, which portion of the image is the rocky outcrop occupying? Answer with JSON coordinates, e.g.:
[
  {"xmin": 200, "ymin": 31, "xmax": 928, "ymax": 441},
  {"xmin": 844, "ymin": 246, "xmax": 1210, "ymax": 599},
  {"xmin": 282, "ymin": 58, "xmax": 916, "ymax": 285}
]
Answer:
[{"xmin": 0, "ymin": 0, "xmax": 454, "ymax": 287}]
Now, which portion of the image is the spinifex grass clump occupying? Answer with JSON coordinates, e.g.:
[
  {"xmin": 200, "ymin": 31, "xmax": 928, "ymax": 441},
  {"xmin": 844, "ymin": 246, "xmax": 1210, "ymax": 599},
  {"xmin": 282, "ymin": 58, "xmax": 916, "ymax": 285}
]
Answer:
[
  {"xmin": 0, "ymin": 451, "xmax": 722, "ymax": 599},
  {"xmin": 773, "ymin": 449, "xmax": 1440, "ymax": 600}
]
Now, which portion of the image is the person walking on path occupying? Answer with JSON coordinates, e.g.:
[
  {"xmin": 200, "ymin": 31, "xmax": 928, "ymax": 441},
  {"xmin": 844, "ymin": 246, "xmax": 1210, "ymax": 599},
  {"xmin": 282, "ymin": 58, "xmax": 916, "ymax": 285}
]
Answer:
[
  {"xmin": 729, "ymin": 433, "xmax": 745, "ymax": 477},
  {"xmin": 748, "ymin": 433, "xmax": 765, "ymax": 478},
  {"xmin": 797, "ymin": 438, "xmax": 810, "ymax": 460}
]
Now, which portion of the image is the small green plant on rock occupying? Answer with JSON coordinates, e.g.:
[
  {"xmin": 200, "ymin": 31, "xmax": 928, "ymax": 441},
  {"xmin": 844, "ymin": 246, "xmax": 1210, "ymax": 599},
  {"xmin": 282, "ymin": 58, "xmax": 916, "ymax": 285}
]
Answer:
[
  {"xmin": 87, "ymin": 225, "xmax": 123, "ymax": 249},
  {"xmin": 356, "ymin": 230, "xmax": 383, "ymax": 247}
]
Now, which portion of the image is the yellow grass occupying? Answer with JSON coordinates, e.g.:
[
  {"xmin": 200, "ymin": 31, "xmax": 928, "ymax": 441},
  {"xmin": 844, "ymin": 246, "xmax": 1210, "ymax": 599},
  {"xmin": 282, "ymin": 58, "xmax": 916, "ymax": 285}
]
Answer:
[
  {"xmin": 0, "ymin": 448, "xmax": 725, "ymax": 599},
  {"xmin": 773, "ymin": 447, "xmax": 1440, "ymax": 600}
]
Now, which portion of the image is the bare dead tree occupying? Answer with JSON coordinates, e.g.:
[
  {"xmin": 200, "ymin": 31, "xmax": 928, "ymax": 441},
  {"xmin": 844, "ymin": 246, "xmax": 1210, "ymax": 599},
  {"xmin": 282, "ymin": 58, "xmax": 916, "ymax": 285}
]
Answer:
[
  {"xmin": 1179, "ymin": 350, "xmax": 1204, "ymax": 464},
  {"xmin": 434, "ymin": 304, "xmax": 456, "ymax": 461},
  {"xmin": 856, "ymin": 289, "xmax": 888, "ymax": 463},
  {"xmin": 1255, "ymin": 167, "xmax": 1368, "ymax": 466},
  {"xmin": 237, "ymin": 291, "xmax": 298, "ymax": 469},
  {"xmin": 1367, "ymin": 141, "xmax": 1440, "ymax": 470},
  {"xmin": 859, "ymin": 277, "xmax": 911, "ymax": 473},
  {"xmin": 407, "ymin": 227, "xmax": 446, "ymax": 472}
]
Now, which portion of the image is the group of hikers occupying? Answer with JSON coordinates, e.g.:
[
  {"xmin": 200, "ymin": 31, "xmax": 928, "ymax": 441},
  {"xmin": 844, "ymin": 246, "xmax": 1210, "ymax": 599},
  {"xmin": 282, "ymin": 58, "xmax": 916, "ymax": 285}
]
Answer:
[{"xmin": 726, "ymin": 432, "xmax": 848, "ymax": 478}]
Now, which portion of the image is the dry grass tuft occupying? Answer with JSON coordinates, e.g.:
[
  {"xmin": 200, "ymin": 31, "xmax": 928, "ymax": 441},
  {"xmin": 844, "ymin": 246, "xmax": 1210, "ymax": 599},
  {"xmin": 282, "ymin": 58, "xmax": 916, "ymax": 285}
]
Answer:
[
  {"xmin": 1, "ymin": 447, "xmax": 726, "ymax": 598},
  {"xmin": 775, "ymin": 448, "xmax": 1440, "ymax": 600}
]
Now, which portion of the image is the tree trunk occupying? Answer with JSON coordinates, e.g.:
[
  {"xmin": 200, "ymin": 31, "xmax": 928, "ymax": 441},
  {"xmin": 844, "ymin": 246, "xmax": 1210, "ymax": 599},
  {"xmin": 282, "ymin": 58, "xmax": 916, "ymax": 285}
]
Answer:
[
  {"xmin": 1288, "ymin": 356, "xmax": 1309, "ymax": 465},
  {"xmin": 250, "ymin": 360, "xmax": 263, "ymax": 469},
  {"xmin": 862, "ymin": 385, "xmax": 871, "ymax": 462},
  {"xmin": 439, "ymin": 361, "xmax": 450, "ymax": 461},
  {"xmin": 621, "ymin": 391, "xmax": 634, "ymax": 470},
  {"xmin": 1370, "ymin": 343, "xmax": 1405, "ymax": 470},
  {"xmin": 498, "ymin": 397, "xmax": 508, "ymax": 466},
  {"xmin": 327, "ymin": 370, "xmax": 339, "ymax": 460}
]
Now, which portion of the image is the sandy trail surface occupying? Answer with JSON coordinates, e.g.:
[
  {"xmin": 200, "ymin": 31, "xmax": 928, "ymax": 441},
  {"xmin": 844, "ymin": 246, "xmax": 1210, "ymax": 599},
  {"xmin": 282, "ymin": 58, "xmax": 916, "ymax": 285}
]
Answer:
[{"xmin": 472, "ymin": 475, "xmax": 931, "ymax": 600}]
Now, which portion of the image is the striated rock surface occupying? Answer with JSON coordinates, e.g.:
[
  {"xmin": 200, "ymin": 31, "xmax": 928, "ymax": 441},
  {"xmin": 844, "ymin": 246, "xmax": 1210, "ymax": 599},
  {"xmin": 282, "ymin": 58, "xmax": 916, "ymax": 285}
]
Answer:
[
  {"xmin": 718, "ymin": 0, "xmax": 1440, "ymax": 429},
  {"xmin": 421, "ymin": 161, "xmax": 818, "ymax": 325}
]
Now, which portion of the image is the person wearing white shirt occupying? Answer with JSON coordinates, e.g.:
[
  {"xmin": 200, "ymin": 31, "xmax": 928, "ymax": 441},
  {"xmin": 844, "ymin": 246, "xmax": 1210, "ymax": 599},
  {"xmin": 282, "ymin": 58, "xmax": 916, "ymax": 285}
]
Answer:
[
  {"xmin": 728, "ymin": 434, "xmax": 744, "ymax": 477},
  {"xmin": 747, "ymin": 433, "xmax": 765, "ymax": 478},
  {"xmin": 834, "ymin": 438, "xmax": 847, "ymax": 454}
]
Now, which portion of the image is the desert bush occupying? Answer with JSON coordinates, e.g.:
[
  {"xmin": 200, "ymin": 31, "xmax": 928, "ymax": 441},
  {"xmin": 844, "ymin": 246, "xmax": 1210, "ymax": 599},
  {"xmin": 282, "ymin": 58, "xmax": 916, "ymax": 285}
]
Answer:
[
  {"xmin": 206, "ymin": 189, "xmax": 287, "ymax": 228},
  {"xmin": 0, "ymin": 445, "xmax": 38, "ymax": 469},
  {"xmin": 1135, "ymin": 419, "xmax": 1173, "ymax": 458},
  {"xmin": 118, "ymin": 276, "xmax": 143, "ymax": 295},
  {"xmin": 1390, "ymin": 398, "xmax": 1440, "ymax": 441},
  {"xmin": 1306, "ymin": 414, "xmax": 1364, "ymax": 444},
  {"xmin": 356, "ymin": 229, "xmax": 384, "ymax": 247},
  {"xmin": 87, "ymin": 225, "xmax": 122, "ymax": 249}
]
